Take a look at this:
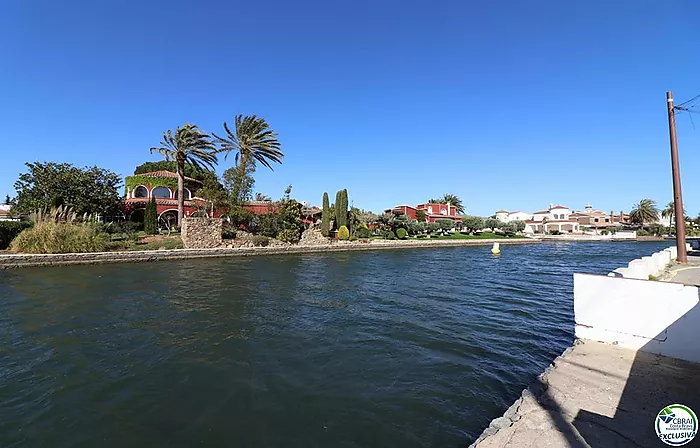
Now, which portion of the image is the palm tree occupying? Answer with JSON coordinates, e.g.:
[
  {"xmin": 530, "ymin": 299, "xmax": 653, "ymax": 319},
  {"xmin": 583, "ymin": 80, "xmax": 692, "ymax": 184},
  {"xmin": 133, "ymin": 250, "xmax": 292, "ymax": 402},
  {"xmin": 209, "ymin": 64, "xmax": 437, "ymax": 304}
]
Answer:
[
  {"xmin": 254, "ymin": 192, "xmax": 272, "ymax": 202},
  {"xmin": 150, "ymin": 124, "xmax": 218, "ymax": 226},
  {"xmin": 213, "ymin": 115, "xmax": 283, "ymax": 199},
  {"xmin": 629, "ymin": 199, "xmax": 659, "ymax": 226},
  {"xmin": 661, "ymin": 200, "xmax": 686, "ymax": 233}
]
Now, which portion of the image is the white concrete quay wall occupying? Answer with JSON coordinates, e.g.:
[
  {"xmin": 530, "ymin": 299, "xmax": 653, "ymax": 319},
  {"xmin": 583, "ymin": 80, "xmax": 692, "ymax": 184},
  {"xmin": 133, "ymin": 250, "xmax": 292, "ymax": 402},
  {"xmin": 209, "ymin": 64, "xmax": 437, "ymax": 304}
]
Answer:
[
  {"xmin": 607, "ymin": 244, "xmax": 690, "ymax": 280},
  {"xmin": 574, "ymin": 273, "xmax": 700, "ymax": 363}
]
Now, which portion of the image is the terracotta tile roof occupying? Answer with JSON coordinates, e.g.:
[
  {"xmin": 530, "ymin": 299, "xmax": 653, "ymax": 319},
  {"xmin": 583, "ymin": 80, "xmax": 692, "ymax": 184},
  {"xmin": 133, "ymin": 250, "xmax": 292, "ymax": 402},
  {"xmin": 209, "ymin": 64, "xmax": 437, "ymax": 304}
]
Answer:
[
  {"xmin": 496, "ymin": 209, "xmax": 509, "ymax": 213},
  {"xmin": 137, "ymin": 171, "xmax": 203, "ymax": 184},
  {"xmin": 534, "ymin": 210, "xmax": 549, "ymax": 214},
  {"xmin": 549, "ymin": 205, "xmax": 569, "ymax": 210}
]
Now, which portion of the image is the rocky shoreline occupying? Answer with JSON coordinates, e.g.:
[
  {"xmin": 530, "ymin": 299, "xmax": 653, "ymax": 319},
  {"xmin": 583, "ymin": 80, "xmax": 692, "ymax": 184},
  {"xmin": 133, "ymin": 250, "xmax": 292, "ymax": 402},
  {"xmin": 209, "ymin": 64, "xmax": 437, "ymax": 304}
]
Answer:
[{"xmin": 0, "ymin": 238, "xmax": 539, "ymax": 269}]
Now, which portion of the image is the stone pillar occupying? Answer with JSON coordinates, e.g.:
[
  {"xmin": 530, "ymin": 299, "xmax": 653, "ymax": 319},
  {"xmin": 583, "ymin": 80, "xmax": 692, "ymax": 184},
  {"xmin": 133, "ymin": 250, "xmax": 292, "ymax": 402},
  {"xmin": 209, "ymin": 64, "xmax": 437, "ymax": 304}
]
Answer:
[{"xmin": 181, "ymin": 217, "xmax": 222, "ymax": 249}]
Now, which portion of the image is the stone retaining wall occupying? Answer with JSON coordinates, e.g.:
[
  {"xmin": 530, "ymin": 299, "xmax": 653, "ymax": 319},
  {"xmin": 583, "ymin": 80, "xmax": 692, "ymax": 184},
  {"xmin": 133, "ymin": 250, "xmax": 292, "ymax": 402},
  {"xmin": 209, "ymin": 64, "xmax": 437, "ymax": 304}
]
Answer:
[
  {"xmin": 0, "ymin": 238, "xmax": 539, "ymax": 269},
  {"xmin": 181, "ymin": 217, "xmax": 222, "ymax": 249}
]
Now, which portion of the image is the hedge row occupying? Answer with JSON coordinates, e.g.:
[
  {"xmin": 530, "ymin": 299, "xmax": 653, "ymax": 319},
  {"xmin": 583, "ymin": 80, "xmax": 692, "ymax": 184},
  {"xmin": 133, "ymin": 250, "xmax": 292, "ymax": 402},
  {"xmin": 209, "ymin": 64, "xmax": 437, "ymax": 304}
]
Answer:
[{"xmin": 0, "ymin": 221, "xmax": 33, "ymax": 250}]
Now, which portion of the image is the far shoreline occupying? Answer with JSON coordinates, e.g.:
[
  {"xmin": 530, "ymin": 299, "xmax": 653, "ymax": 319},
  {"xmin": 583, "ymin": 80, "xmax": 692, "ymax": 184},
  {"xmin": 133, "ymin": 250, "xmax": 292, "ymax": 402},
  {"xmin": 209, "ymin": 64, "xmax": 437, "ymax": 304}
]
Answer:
[{"xmin": 0, "ymin": 238, "xmax": 538, "ymax": 269}]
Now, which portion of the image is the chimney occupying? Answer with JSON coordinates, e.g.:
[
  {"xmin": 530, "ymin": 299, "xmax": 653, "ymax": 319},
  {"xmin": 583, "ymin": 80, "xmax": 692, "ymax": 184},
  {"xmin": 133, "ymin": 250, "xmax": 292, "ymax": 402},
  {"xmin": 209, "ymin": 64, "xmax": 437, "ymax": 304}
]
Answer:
[{"xmin": 549, "ymin": 203, "xmax": 554, "ymax": 210}]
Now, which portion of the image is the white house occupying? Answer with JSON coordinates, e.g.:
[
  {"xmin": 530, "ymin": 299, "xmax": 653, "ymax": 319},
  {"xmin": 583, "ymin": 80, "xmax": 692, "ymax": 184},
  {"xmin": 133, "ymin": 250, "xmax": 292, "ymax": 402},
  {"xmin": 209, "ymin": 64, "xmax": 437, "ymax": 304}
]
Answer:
[
  {"xmin": 522, "ymin": 204, "xmax": 580, "ymax": 234},
  {"xmin": 495, "ymin": 210, "xmax": 533, "ymax": 223}
]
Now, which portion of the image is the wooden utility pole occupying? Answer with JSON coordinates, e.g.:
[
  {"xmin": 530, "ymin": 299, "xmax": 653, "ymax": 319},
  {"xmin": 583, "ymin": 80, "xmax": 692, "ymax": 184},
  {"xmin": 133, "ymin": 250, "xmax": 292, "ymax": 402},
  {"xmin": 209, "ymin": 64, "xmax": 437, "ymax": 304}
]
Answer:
[{"xmin": 667, "ymin": 91, "xmax": 688, "ymax": 263}]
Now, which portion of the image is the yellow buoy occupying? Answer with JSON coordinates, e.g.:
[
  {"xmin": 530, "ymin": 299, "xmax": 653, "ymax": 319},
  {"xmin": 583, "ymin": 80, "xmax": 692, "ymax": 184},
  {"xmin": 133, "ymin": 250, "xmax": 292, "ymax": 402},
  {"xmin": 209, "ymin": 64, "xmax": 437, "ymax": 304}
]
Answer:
[{"xmin": 491, "ymin": 242, "xmax": 500, "ymax": 255}]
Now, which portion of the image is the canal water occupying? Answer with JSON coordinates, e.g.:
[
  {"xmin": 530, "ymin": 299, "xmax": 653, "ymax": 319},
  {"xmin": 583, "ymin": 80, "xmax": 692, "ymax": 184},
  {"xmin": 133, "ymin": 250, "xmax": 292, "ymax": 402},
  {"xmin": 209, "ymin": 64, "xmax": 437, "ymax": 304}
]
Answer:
[{"xmin": 0, "ymin": 241, "xmax": 670, "ymax": 447}]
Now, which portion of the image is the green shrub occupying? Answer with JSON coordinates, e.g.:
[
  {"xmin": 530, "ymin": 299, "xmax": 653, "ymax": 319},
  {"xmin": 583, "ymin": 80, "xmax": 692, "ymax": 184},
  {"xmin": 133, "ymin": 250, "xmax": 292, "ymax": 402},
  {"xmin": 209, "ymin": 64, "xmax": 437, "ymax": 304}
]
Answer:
[
  {"xmin": 548, "ymin": 230, "xmax": 562, "ymax": 235},
  {"xmin": 278, "ymin": 228, "xmax": 300, "ymax": 243},
  {"xmin": 222, "ymin": 223, "xmax": 237, "ymax": 240},
  {"xmin": 144, "ymin": 198, "xmax": 157, "ymax": 235},
  {"xmin": 338, "ymin": 225, "xmax": 350, "ymax": 240},
  {"xmin": 396, "ymin": 228, "xmax": 408, "ymax": 239},
  {"xmin": 257, "ymin": 213, "xmax": 282, "ymax": 238},
  {"xmin": 355, "ymin": 227, "xmax": 371, "ymax": 238},
  {"xmin": 0, "ymin": 221, "xmax": 32, "ymax": 250},
  {"xmin": 252, "ymin": 236, "xmax": 270, "ymax": 247},
  {"xmin": 383, "ymin": 230, "xmax": 396, "ymax": 240},
  {"xmin": 11, "ymin": 221, "xmax": 107, "ymax": 254},
  {"xmin": 636, "ymin": 229, "xmax": 649, "ymax": 236},
  {"xmin": 348, "ymin": 235, "xmax": 357, "ymax": 242}
]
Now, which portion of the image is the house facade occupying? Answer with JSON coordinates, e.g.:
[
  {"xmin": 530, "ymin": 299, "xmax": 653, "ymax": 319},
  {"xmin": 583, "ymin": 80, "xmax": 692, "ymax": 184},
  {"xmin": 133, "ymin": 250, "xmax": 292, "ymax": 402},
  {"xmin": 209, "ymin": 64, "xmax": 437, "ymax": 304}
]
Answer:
[
  {"xmin": 384, "ymin": 202, "xmax": 462, "ymax": 223},
  {"xmin": 124, "ymin": 170, "xmax": 278, "ymax": 227},
  {"xmin": 496, "ymin": 203, "xmax": 633, "ymax": 234}
]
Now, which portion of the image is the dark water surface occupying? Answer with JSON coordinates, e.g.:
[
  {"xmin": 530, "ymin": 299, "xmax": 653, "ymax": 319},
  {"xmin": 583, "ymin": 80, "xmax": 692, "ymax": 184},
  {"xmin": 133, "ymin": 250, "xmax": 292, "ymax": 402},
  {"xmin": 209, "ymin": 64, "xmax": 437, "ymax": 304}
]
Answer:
[{"xmin": 0, "ymin": 241, "xmax": 671, "ymax": 447}]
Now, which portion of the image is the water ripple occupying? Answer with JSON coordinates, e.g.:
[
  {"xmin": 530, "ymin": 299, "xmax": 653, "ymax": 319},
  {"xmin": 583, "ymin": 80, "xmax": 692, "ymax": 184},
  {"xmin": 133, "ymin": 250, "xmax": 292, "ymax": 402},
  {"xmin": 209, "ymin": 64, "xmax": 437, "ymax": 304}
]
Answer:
[{"xmin": 0, "ymin": 241, "xmax": 671, "ymax": 447}]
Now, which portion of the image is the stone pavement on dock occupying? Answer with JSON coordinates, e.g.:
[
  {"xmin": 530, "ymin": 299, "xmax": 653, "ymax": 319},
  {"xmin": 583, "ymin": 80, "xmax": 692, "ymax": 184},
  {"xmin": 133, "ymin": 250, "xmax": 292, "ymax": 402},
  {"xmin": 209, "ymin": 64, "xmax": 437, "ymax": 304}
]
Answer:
[
  {"xmin": 471, "ymin": 340, "xmax": 700, "ymax": 448},
  {"xmin": 662, "ymin": 251, "xmax": 700, "ymax": 285}
]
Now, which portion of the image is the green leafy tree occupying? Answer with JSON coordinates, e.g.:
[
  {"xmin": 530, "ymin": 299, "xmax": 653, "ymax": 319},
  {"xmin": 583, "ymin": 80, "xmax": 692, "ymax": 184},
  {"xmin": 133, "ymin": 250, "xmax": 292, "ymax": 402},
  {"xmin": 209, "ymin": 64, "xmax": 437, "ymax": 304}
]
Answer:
[
  {"xmin": 500, "ymin": 222, "xmax": 517, "ymax": 235},
  {"xmin": 415, "ymin": 209, "xmax": 426, "ymax": 222},
  {"xmin": 150, "ymin": 124, "xmax": 218, "ymax": 225},
  {"xmin": 277, "ymin": 185, "xmax": 302, "ymax": 243},
  {"xmin": 461, "ymin": 216, "xmax": 485, "ymax": 234},
  {"xmin": 629, "ymin": 199, "xmax": 659, "ymax": 225},
  {"xmin": 144, "ymin": 197, "xmax": 158, "ymax": 235},
  {"xmin": 14, "ymin": 162, "xmax": 123, "ymax": 216},
  {"xmin": 389, "ymin": 211, "xmax": 411, "ymax": 233},
  {"xmin": 321, "ymin": 192, "xmax": 330, "ymax": 237},
  {"xmin": 485, "ymin": 218, "xmax": 501, "ymax": 232},
  {"xmin": 4, "ymin": 195, "xmax": 10, "ymax": 205},
  {"xmin": 338, "ymin": 225, "xmax": 350, "ymax": 240},
  {"xmin": 435, "ymin": 219, "xmax": 454, "ymax": 233},
  {"xmin": 512, "ymin": 220, "xmax": 526, "ymax": 232},
  {"xmin": 254, "ymin": 192, "xmax": 272, "ymax": 201},
  {"xmin": 222, "ymin": 162, "xmax": 255, "ymax": 205}
]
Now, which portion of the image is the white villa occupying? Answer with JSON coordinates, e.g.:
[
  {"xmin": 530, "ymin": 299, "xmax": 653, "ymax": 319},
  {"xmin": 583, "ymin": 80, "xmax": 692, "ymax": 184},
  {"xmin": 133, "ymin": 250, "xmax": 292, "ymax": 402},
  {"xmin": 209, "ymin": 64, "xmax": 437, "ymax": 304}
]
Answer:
[{"xmin": 494, "ymin": 204, "xmax": 582, "ymax": 234}]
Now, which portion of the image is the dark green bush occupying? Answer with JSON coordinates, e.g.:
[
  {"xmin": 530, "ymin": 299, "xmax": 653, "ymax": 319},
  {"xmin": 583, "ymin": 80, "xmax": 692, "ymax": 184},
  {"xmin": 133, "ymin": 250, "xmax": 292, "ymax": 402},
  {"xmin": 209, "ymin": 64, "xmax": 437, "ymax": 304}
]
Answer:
[
  {"xmin": 383, "ymin": 230, "xmax": 396, "ymax": 240},
  {"xmin": 355, "ymin": 227, "xmax": 371, "ymax": 238},
  {"xmin": 0, "ymin": 221, "xmax": 32, "ymax": 250},
  {"xmin": 258, "ymin": 214, "xmax": 282, "ymax": 238},
  {"xmin": 348, "ymin": 235, "xmax": 357, "ymax": 242},
  {"xmin": 636, "ymin": 229, "xmax": 649, "ymax": 236},
  {"xmin": 144, "ymin": 198, "xmax": 158, "ymax": 235},
  {"xmin": 396, "ymin": 228, "xmax": 408, "ymax": 239},
  {"xmin": 252, "ymin": 236, "xmax": 270, "ymax": 247}
]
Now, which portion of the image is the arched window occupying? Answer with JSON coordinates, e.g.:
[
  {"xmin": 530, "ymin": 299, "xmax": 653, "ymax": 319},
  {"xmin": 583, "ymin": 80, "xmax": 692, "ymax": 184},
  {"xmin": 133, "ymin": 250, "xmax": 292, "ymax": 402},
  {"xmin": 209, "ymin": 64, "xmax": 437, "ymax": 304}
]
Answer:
[
  {"xmin": 174, "ymin": 189, "xmax": 191, "ymax": 200},
  {"xmin": 152, "ymin": 187, "xmax": 171, "ymax": 198},
  {"xmin": 134, "ymin": 186, "xmax": 149, "ymax": 198}
]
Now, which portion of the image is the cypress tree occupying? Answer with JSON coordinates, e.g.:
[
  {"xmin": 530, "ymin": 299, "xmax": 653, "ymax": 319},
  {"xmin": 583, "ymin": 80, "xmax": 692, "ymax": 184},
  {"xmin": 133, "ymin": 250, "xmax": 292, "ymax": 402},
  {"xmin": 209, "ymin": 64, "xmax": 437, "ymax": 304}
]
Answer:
[
  {"xmin": 337, "ymin": 189, "xmax": 348, "ymax": 228},
  {"xmin": 321, "ymin": 192, "xmax": 330, "ymax": 237},
  {"xmin": 144, "ymin": 197, "xmax": 158, "ymax": 235},
  {"xmin": 335, "ymin": 190, "xmax": 342, "ymax": 230}
]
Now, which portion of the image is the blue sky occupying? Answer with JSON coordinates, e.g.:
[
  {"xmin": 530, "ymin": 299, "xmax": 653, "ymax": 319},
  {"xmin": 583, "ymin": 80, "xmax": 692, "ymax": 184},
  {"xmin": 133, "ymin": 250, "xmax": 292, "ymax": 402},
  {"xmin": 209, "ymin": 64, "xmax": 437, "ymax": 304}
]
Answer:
[{"xmin": 1, "ymin": 1, "xmax": 699, "ymax": 216}]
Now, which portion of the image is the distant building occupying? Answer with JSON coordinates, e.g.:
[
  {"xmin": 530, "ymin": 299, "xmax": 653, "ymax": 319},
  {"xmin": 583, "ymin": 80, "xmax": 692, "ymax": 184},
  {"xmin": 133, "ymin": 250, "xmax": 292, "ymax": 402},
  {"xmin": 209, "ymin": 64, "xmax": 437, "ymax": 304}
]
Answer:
[
  {"xmin": 495, "ymin": 204, "xmax": 581, "ymax": 234},
  {"xmin": 384, "ymin": 202, "xmax": 462, "ymax": 223},
  {"xmin": 0, "ymin": 204, "xmax": 19, "ymax": 221},
  {"xmin": 496, "ymin": 203, "xmax": 632, "ymax": 234}
]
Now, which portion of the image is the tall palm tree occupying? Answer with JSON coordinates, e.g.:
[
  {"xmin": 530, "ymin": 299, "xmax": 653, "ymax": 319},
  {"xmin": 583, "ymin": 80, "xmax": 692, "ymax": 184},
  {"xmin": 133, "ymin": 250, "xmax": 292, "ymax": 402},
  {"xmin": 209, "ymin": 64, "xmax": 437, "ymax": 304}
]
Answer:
[
  {"xmin": 629, "ymin": 199, "xmax": 659, "ymax": 225},
  {"xmin": 150, "ymin": 124, "xmax": 218, "ymax": 225},
  {"xmin": 213, "ymin": 115, "xmax": 283, "ymax": 196}
]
